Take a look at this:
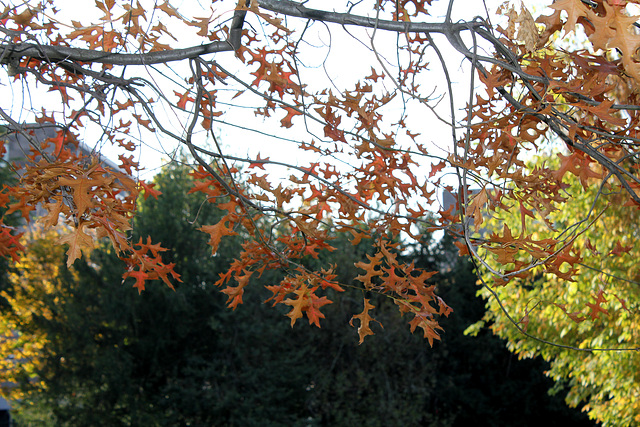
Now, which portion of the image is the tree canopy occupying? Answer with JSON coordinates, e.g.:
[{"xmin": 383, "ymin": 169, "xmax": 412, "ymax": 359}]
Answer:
[{"xmin": 0, "ymin": 0, "xmax": 639, "ymax": 372}]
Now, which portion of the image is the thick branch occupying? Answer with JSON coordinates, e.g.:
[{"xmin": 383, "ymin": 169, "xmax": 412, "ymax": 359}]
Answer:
[
  {"xmin": 0, "ymin": 5, "xmax": 248, "ymax": 66},
  {"xmin": 0, "ymin": 40, "xmax": 234, "ymax": 66},
  {"xmin": 257, "ymin": 0, "xmax": 485, "ymax": 34}
]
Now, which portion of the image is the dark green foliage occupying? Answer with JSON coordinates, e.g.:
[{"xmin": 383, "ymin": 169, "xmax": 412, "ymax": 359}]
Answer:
[
  {"xmin": 4, "ymin": 163, "xmax": 594, "ymax": 426},
  {"xmin": 404, "ymin": 235, "xmax": 594, "ymax": 426},
  {"xmin": 282, "ymin": 233, "xmax": 594, "ymax": 426}
]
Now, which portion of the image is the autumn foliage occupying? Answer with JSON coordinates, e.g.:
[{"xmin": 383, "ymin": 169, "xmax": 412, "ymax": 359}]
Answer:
[
  {"xmin": 3, "ymin": 0, "xmax": 640, "ymax": 423},
  {"xmin": 0, "ymin": 0, "xmax": 639, "ymax": 363}
]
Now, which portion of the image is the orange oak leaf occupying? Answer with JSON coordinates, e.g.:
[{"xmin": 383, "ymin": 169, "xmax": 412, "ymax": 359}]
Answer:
[
  {"xmin": 348, "ymin": 228, "xmax": 370, "ymax": 246},
  {"xmin": 429, "ymin": 160, "xmax": 446, "ymax": 178},
  {"xmin": 586, "ymin": 289, "xmax": 609, "ymax": 321},
  {"xmin": 136, "ymin": 236, "xmax": 168, "ymax": 258},
  {"xmin": 0, "ymin": 222, "xmax": 25, "ymax": 262},
  {"xmin": 220, "ymin": 271, "xmax": 252, "ymax": 309},
  {"xmin": 305, "ymin": 292, "xmax": 332, "ymax": 327},
  {"xmin": 249, "ymin": 154, "xmax": 270, "ymax": 170},
  {"xmin": 453, "ymin": 240, "xmax": 470, "ymax": 256},
  {"xmin": 132, "ymin": 113, "xmax": 155, "ymax": 132},
  {"xmin": 554, "ymin": 303, "xmax": 586, "ymax": 323},
  {"xmin": 56, "ymin": 163, "xmax": 109, "ymax": 217},
  {"xmin": 138, "ymin": 180, "xmax": 162, "ymax": 200},
  {"xmin": 57, "ymin": 223, "xmax": 94, "ymax": 267},
  {"xmin": 587, "ymin": 99, "xmax": 626, "ymax": 127},
  {"xmin": 610, "ymin": 240, "xmax": 633, "ymax": 256},
  {"xmin": 158, "ymin": 1, "xmax": 181, "ymax": 19},
  {"xmin": 283, "ymin": 284, "xmax": 310, "ymax": 327},
  {"xmin": 549, "ymin": 0, "xmax": 590, "ymax": 35},
  {"xmin": 350, "ymin": 298, "xmax": 380, "ymax": 344},
  {"xmin": 6, "ymin": 195, "xmax": 36, "ymax": 221},
  {"xmin": 125, "ymin": 269, "xmax": 150, "ymax": 293},
  {"xmin": 280, "ymin": 106, "xmax": 303, "ymax": 128},
  {"xmin": 467, "ymin": 188, "xmax": 488, "ymax": 232},
  {"xmin": 200, "ymin": 220, "xmax": 238, "ymax": 255},
  {"xmin": 354, "ymin": 252, "xmax": 384, "ymax": 289},
  {"xmin": 152, "ymin": 262, "xmax": 181, "ymax": 290},
  {"xmin": 408, "ymin": 312, "xmax": 443, "ymax": 347},
  {"xmin": 365, "ymin": 67, "xmax": 385, "ymax": 82}
]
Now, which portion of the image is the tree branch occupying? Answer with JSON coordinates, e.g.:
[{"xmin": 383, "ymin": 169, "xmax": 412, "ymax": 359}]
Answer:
[
  {"xmin": 256, "ymin": 0, "xmax": 483, "ymax": 34},
  {"xmin": 0, "ymin": 40, "xmax": 236, "ymax": 66},
  {"xmin": 0, "ymin": 4, "xmax": 249, "ymax": 66}
]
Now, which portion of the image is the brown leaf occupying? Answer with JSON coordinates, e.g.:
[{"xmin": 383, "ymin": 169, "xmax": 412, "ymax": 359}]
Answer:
[
  {"xmin": 515, "ymin": 5, "xmax": 539, "ymax": 52},
  {"xmin": 57, "ymin": 223, "xmax": 94, "ymax": 267}
]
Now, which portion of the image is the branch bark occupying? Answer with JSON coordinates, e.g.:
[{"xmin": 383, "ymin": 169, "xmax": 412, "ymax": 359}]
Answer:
[
  {"xmin": 0, "ymin": 40, "xmax": 236, "ymax": 65},
  {"xmin": 256, "ymin": 0, "xmax": 484, "ymax": 34}
]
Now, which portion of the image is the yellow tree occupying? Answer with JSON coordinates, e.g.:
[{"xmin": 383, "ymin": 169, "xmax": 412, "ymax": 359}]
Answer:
[
  {"xmin": 0, "ymin": 227, "xmax": 70, "ymax": 400},
  {"xmin": 471, "ymin": 157, "xmax": 640, "ymax": 425}
]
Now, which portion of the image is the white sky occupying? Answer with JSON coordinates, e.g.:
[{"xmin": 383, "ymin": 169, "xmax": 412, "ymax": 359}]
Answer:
[{"xmin": 0, "ymin": 0, "xmax": 554, "ymax": 184}]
